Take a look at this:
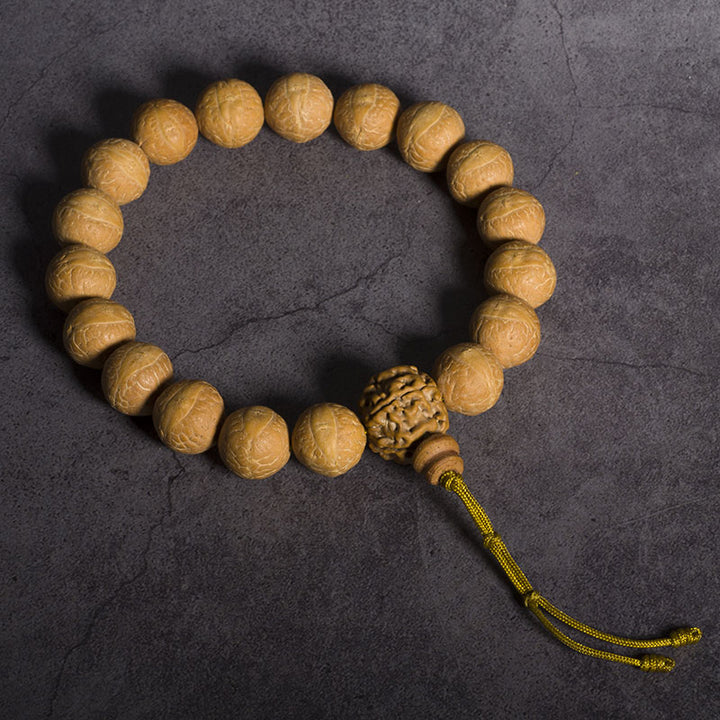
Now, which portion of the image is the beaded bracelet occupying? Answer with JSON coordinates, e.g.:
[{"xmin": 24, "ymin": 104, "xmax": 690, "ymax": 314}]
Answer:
[{"xmin": 45, "ymin": 72, "xmax": 701, "ymax": 672}]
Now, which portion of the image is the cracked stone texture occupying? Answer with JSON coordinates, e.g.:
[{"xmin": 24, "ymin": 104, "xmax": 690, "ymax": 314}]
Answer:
[{"xmin": 2, "ymin": 0, "xmax": 719, "ymax": 718}]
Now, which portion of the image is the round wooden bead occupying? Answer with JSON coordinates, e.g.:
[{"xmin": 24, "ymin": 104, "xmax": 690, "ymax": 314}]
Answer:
[
  {"xmin": 264, "ymin": 73, "xmax": 334, "ymax": 143},
  {"xmin": 396, "ymin": 101, "xmax": 465, "ymax": 172},
  {"xmin": 291, "ymin": 403, "xmax": 366, "ymax": 477},
  {"xmin": 434, "ymin": 343, "xmax": 504, "ymax": 415},
  {"xmin": 484, "ymin": 240, "xmax": 557, "ymax": 308},
  {"xmin": 446, "ymin": 140, "xmax": 514, "ymax": 206},
  {"xmin": 218, "ymin": 406, "xmax": 290, "ymax": 479},
  {"xmin": 477, "ymin": 186, "xmax": 546, "ymax": 249},
  {"xmin": 101, "ymin": 341, "xmax": 174, "ymax": 416},
  {"xmin": 333, "ymin": 83, "xmax": 401, "ymax": 150},
  {"xmin": 152, "ymin": 379, "xmax": 224, "ymax": 454},
  {"xmin": 82, "ymin": 138, "xmax": 150, "ymax": 205},
  {"xmin": 63, "ymin": 298, "xmax": 136, "ymax": 368},
  {"xmin": 469, "ymin": 294, "xmax": 541, "ymax": 369},
  {"xmin": 195, "ymin": 79, "xmax": 264, "ymax": 149},
  {"xmin": 45, "ymin": 244, "xmax": 117, "ymax": 312},
  {"xmin": 359, "ymin": 365, "xmax": 449, "ymax": 464},
  {"xmin": 52, "ymin": 188, "xmax": 124, "ymax": 252},
  {"xmin": 412, "ymin": 433, "xmax": 464, "ymax": 485},
  {"xmin": 132, "ymin": 98, "xmax": 199, "ymax": 165}
]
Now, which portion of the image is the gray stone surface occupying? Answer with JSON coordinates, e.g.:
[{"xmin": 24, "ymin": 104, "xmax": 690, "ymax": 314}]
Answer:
[{"xmin": 2, "ymin": 0, "xmax": 718, "ymax": 717}]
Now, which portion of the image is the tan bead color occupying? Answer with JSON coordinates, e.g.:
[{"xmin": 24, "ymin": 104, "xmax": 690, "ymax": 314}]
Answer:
[
  {"xmin": 101, "ymin": 342, "xmax": 174, "ymax": 416},
  {"xmin": 434, "ymin": 343, "xmax": 504, "ymax": 415},
  {"xmin": 291, "ymin": 403, "xmax": 366, "ymax": 477},
  {"xmin": 359, "ymin": 365, "xmax": 449, "ymax": 464},
  {"xmin": 153, "ymin": 379, "xmax": 224, "ymax": 454},
  {"xmin": 195, "ymin": 79, "xmax": 264, "ymax": 149},
  {"xmin": 218, "ymin": 406, "xmax": 290, "ymax": 479},
  {"xmin": 333, "ymin": 83, "xmax": 401, "ymax": 150},
  {"xmin": 62, "ymin": 298, "xmax": 136, "ymax": 368},
  {"xmin": 52, "ymin": 188, "xmax": 124, "ymax": 252},
  {"xmin": 412, "ymin": 433, "xmax": 464, "ymax": 485},
  {"xmin": 45, "ymin": 244, "xmax": 117, "ymax": 312},
  {"xmin": 264, "ymin": 73, "xmax": 334, "ymax": 143},
  {"xmin": 446, "ymin": 140, "xmax": 514, "ymax": 206},
  {"xmin": 477, "ymin": 186, "xmax": 546, "ymax": 249},
  {"xmin": 469, "ymin": 294, "xmax": 541, "ymax": 369},
  {"xmin": 82, "ymin": 138, "xmax": 150, "ymax": 205},
  {"xmin": 484, "ymin": 240, "xmax": 557, "ymax": 308},
  {"xmin": 396, "ymin": 101, "xmax": 465, "ymax": 172},
  {"xmin": 132, "ymin": 99, "xmax": 199, "ymax": 165}
]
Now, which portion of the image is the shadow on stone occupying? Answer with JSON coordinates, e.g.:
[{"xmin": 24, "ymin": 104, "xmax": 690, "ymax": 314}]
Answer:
[
  {"xmin": 95, "ymin": 87, "xmax": 147, "ymax": 138},
  {"xmin": 317, "ymin": 354, "xmax": 378, "ymax": 412}
]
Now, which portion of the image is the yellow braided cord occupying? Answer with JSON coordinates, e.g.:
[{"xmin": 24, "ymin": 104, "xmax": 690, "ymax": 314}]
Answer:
[
  {"xmin": 526, "ymin": 597, "xmax": 675, "ymax": 672},
  {"xmin": 447, "ymin": 476, "xmax": 533, "ymax": 594},
  {"xmin": 536, "ymin": 596, "xmax": 701, "ymax": 650},
  {"xmin": 438, "ymin": 470, "xmax": 701, "ymax": 672}
]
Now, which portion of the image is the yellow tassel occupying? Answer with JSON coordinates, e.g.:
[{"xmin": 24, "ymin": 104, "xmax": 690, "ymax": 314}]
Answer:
[{"xmin": 437, "ymin": 469, "xmax": 701, "ymax": 672}]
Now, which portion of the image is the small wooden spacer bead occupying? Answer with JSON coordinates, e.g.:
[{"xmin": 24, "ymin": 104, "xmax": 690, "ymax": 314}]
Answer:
[{"xmin": 412, "ymin": 433, "xmax": 464, "ymax": 485}]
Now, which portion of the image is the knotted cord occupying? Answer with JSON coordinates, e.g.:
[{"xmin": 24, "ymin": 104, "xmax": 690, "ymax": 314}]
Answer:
[{"xmin": 438, "ymin": 469, "xmax": 701, "ymax": 672}]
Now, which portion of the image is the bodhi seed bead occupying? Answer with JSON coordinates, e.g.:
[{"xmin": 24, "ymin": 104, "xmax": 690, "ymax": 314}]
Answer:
[
  {"xmin": 218, "ymin": 406, "xmax": 290, "ymax": 479},
  {"xmin": 434, "ymin": 343, "xmax": 504, "ymax": 416},
  {"xmin": 469, "ymin": 294, "xmax": 541, "ymax": 369},
  {"xmin": 52, "ymin": 188, "xmax": 124, "ymax": 252},
  {"xmin": 264, "ymin": 73, "xmax": 334, "ymax": 143},
  {"xmin": 82, "ymin": 138, "xmax": 150, "ymax": 205},
  {"xmin": 358, "ymin": 365, "xmax": 449, "ymax": 464},
  {"xmin": 153, "ymin": 379, "xmax": 224, "ymax": 455},
  {"xmin": 45, "ymin": 244, "xmax": 117, "ymax": 312},
  {"xmin": 477, "ymin": 186, "xmax": 546, "ymax": 249},
  {"xmin": 195, "ymin": 79, "xmax": 265, "ymax": 149},
  {"xmin": 396, "ymin": 101, "xmax": 465, "ymax": 172},
  {"xmin": 62, "ymin": 297, "xmax": 136, "ymax": 369},
  {"xmin": 484, "ymin": 240, "xmax": 557, "ymax": 308},
  {"xmin": 333, "ymin": 83, "xmax": 401, "ymax": 151},
  {"xmin": 446, "ymin": 140, "xmax": 514, "ymax": 207},
  {"xmin": 132, "ymin": 98, "xmax": 199, "ymax": 165},
  {"xmin": 292, "ymin": 403, "xmax": 366, "ymax": 477},
  {"xmin": 101, "ymin": 341, "xmax": 174, "ymax": 416}
]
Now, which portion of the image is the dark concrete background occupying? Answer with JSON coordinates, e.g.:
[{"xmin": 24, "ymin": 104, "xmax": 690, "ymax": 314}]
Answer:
[{"xmin": 2, "ymin": 1, "xmax": 718, "ymax": 718}]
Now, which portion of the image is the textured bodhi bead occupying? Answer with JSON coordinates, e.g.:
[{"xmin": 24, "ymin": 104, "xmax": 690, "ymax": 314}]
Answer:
[
  {"xmin": 412, "ymin": 433, "xmax": 464, "ymax": 485},
  {"xmin": 484, "ymin": 240, "xmax": 557, "ymax": 308},
  {"xmin": 82, "ymin": 138, "xmax": 150, "ymax": 205},
  {"xmin": 264, "ymin": 73, "xmax": 334, "ymax": 143},
  {"xmin": 101, "ymin": 342, "xmax": 174, "ymax": 416},
  {"xmin": 469, "ymin": 294, "xmax": 541, "ymax": 369},
  {"xmin": 291, "ymin": 403, "xmax": 366, "ymax": 477},
  {"xmin": 63, "ymin": 298, "xmax": 136, "ymax": 368},
  {"xmin": 359, "ymin": 365, "xmax": 449, "ymax": 464},
  {"xmin": 446, "ymin": 140, "xmax": 514, "ymax": 207},
  {"xmin": 218, "ymin": 406, "xmax": 290, "ymax": 479},
  {"xmin": 477, "ymin": 186, "xmax": 546, "ymax": 249},
  {"xmin": 434, "ymin": 343, "xmax": 504, "ymax": 415},
  {"xmin": 195, "ymin": 79, "xmax": 264, "ymax": 148},
  {"xmin": 396, "ymin": 101, "xmax": 465, "ymax": 172},
  {"xmin": 153, "ymin": 380, "xmax": 224, "ymax": 454},
  {"xmin": 333, "ymin": 83, "xmax": 401, "ymax": 150},
  {"xmin": 132, "ymin": 99, "xmax": 199, "ymax": 165},
  {"xmin": 45, "ymin": 245, "xmax": 117, "ymax": 312},
  {"xmin": 52, "ymin": 188, "xmax": 124, "ymax": 253}
]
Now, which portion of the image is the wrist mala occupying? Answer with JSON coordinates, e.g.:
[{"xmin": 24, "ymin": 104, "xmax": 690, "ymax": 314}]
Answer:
[{"xmin": 45, "ymin": 72, "xmax": 701, "ymax": 672}]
